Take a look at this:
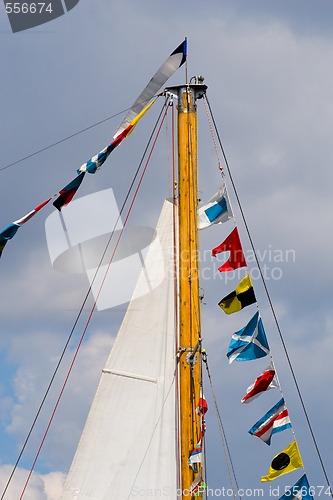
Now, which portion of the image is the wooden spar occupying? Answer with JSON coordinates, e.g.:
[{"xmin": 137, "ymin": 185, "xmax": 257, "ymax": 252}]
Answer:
[{"xmin": 172, "ymin": 81, "xmax": 207, "ymax": 498}]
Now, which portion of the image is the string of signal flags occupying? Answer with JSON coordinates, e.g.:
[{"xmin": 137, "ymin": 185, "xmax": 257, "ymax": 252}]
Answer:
[
  {"xmin": 198, "ymin": 184, "xmax": 314, "ymax": 499},
  {"xmin": 0, "ymin": 38, "xmax": 188, "ymax": 258}
]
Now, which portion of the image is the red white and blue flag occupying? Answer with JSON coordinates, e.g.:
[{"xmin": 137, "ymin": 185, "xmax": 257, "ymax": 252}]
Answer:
[
  {"xmin": 53, "ymin": 172, "xmax": 85, "ymax": 211},
  {"xmin": 249, "ymin": 398, "xmax": 291, "ymax": 445},
  {"xmin": 188, "ymin": 440, "xmax": 202, "ymax": 472},
  {"xmin": 201, "ymin": 418, "xmax": 207, "ymax": 438},
  {"xmin": 0, "ymin": 197, "xmax": 51, "ymax": 257}
]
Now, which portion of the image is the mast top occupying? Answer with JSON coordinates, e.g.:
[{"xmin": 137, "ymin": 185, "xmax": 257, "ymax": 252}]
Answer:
[{"xmin": 166, "ymin": 75, "xmax": 207, "ymax": 104}]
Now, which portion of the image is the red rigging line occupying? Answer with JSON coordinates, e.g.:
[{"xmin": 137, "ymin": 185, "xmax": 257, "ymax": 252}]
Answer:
[
  {"xmin": 2, "ymin": 98, "xmax": 172, "ymax": 500},
  {"xmin": 18, "ymin": 100, "xmax": 171, "ymax": 499}
]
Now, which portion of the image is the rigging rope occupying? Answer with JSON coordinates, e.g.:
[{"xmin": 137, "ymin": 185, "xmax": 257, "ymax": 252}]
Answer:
[
  {"xmin": 1, "ymin": 99, "xmax": 170, "ymax": 500},
  {"xmin": 171, "ymin": 100, "xmax": 183, "ymax": 493},
  {"xmin": 202, "ymin": 351, "xmax": 241, "ymax": 500},
  {"xmin": 204, "ymin": 93, "xmax": 333, "ymax": 497},
  {"xmin": 4, "ymin": 84, "xmax": 330, "ymax": 497},
  {"xmin": 0, "ymin": 96, "xmax": 157, "ymax": 174},
  {"xmin": 203, "ymin": 97, "xmax": 224, "ymax": 176},
  {"xmin": 18, "ymin": 100, "xmax": 171, "ymax": 499}
]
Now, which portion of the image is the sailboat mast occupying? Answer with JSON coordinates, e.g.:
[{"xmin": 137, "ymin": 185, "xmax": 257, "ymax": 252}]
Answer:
[{"xmin": 173, "ymin": 80, "xmax": 207, "ymax": 497}]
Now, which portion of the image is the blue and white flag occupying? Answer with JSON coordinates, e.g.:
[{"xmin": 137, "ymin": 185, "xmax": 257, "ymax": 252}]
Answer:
[
  {"xmin": 249, "ymin": 398, "xmax": 291, "ymax": 445},
  {"xmin": 78, "ymin": 143, "xmax": 117, "ymax": 174},
  {"xmin": 279, "ymin": 475, "xmax": 313, "ymax": 500},
  {"xmin": 227, "ymin": 312, "xmax": 270, "ymax": 363},
  {"xmin": 198, "ymin": 184, "xmax": 233, "ymax": 229},
  {"xmin": 79, "ymin": 100, "xmax": 156, "ymax": 174}
]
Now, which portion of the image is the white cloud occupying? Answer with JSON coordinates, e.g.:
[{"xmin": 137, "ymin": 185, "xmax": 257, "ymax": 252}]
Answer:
[
  {"xmin": 1, "ymin": 0, "xmax": 333, "ymax": 494},
  {"xmin": 3, "ymin": 330, "xmax": 114, "ymax": 473},
  {"xmin": 0, "ymin": 465, "xmax": 65, "ymax": 499}
]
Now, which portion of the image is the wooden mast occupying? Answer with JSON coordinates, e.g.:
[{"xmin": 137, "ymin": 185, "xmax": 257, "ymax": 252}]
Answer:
[{"xmin": 173, "ymin": 80, "xmax": 207, "ymax": 498}]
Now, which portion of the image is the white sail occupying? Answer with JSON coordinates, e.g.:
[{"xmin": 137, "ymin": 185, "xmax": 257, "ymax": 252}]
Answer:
[{"xmin": 61, "ymin": 199, "xmax": 178, "ymax": 500}]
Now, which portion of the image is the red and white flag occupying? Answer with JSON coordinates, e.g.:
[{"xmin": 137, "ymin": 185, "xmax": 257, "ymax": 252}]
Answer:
[
  {"xmin": 241, "ymin": 362, "xmax": 278, "ymax": 403},
  {"xmin": 196, "ymin": 390, "xmax": 208, "ymax": 415}
]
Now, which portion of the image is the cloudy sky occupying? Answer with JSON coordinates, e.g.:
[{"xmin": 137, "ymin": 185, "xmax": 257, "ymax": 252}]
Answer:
[{"xmin": 1, "ymin": 1, "xmax": 333, "ymax": 498}]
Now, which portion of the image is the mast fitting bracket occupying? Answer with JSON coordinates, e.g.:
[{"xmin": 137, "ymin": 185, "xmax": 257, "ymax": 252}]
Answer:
[{"xmin": 186, "ymin": 351, "xmax": 198, "ymax": 367}]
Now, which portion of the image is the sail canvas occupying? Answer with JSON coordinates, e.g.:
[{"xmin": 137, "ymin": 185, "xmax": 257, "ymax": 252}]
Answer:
[{"xmin": 61, "ymin": 200, "xmax": 178, "ymax": 499}]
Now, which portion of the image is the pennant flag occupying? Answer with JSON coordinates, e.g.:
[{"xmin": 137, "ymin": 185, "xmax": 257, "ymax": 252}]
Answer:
[
  {"xmin": 190, "ymin": 476, "xmax": 207, "ymax": 497},
  {"xmin": 114, "ymin": 39, "xmax": 187, "ymax": 139},
  {"xmin": 196, "ymin": 390, "xmax": 208, "ymax": 416},
  {"xmin": 249, "ymin": 398, "xmax": 291, "ymax": 445},
  {"xmin": 227, "ymin": 311, "xmax": 270, "ymax": 363},
  {"xmin": 53, "ymin": 172, "xmax": 85, "ymax": 211},
  {"xmin": 279, "ymin": 475, "xmax": 313, "ymax": 500},
  {"xmin": 212, "ymin": 227, "xmax": 246, "ymax": 272},
  {"xmin": 261, "ymin": 440, "xmax": 303, "ymax": 482},
  {"xmin": 0, "ymin": 224, "xmax": 19, "ymax": 257},
  {"xmin": 198, "ymin": 184, "xmax": 233, "ymax": 229},
  {"xmin": 13, "ymin": 198, "xmax": 52, "ymax": 225},
  {"xmin": 218, "ymin": 274, "xmax": 256, "ymax": 314},
  {"xmin": 241, "ymin": 362, "xmax": 278, "ymax": 403},
  {"xmin": 201, "ymin": 418, "xmax": 207, "ymax": 438},
  {"xmin": 78, "ymin": 142, "xmax": 119, "ymax": 174},
  {"xmin": 78, "ymin": 100, "xmax": 156, "ymax": 174},
  {"xmin": 188, "ymin": 440, "xmax": 202, "ymax": 472},
  {"xmin": 0, "ymin": 198, "xmax": 51, "ymax": 258},
  {"xmin": 123, "ymin": 99, "xmax": 156, "ymax": 137},
  {"xmin": 80, "ymin": 40, "xmax": 186, "ymax": 174}
]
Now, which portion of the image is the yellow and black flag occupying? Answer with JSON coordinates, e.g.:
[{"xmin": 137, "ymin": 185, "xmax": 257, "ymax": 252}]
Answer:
[
  {"xmin": 218, "ymin": 274, "xmax": 256, "ymax": 314},
  {"xmin": 261, "ymin": 439, "xmax": 303, "ymax": 482}
]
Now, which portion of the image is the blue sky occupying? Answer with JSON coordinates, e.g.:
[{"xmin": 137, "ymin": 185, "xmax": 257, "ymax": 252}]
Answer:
[{"xmin": 0, "ymin": 1, "xmax": 333, "ymax": 498}]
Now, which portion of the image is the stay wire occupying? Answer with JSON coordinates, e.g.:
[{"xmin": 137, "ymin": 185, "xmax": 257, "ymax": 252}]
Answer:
[
  {"xmin": 0, "ymin": 96, "xmax": 158, "ymax": 174},
  {"xmin": 203, "ymin": 352, "xmax": 241, "ymax": 500},
  {"xmin": 204, "ymin": 93, "xmax": 332, "ymax": 496},
  {"xmin": 1, "ymin": 99, "xmax": 169, "ymax": 499},
  {"xmin": 203, "ymin": 97, "xmax": 223, "ymax": 176},
  {"xmin": 19, "ymin": 97, "xmax": 171, "ymax": 500},
  {"xmin": 171, "ymin": 101, "xmax": 183, "ymax": 493}
]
